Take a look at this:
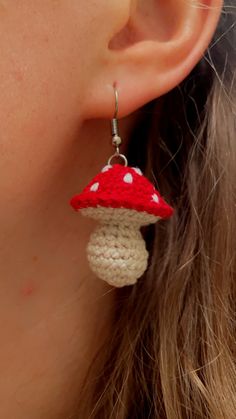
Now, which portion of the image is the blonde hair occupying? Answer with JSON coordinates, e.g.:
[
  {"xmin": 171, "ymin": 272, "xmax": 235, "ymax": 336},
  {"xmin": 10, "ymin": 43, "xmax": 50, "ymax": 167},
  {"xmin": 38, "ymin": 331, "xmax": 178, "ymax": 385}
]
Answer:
[{"xmin": 78, "ymin": 2, "xmax": 236, "ymax": 417}]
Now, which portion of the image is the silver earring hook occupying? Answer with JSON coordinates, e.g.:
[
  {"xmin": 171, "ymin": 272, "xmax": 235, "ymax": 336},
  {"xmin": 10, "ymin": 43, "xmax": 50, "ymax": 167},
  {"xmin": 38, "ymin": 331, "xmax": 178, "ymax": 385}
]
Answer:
[
  {"xmin": 108, "ymin": 84, "xmax": 128, "ymax": 167},
  {"xmin": 111, "ymin": 85, "xmax": 119, "ymax": 138},
  {"xmin": 113, "ymin": 86, "xmax": 119, "ymax": 119}
]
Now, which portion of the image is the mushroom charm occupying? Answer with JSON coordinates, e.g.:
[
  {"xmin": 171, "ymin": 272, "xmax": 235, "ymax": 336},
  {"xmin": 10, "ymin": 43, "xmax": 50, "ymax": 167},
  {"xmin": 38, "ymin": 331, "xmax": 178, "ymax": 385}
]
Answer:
[{"xmin": 70, "ymin": 164, "xmax": 174, "ymax": 288}]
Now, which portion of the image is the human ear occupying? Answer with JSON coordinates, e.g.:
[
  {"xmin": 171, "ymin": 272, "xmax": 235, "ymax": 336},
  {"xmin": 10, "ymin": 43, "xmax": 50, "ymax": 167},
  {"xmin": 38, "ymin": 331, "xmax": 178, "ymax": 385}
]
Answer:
[{"xmin": 83, "ymin": 0, "xmax": 223, "ymax": 119}]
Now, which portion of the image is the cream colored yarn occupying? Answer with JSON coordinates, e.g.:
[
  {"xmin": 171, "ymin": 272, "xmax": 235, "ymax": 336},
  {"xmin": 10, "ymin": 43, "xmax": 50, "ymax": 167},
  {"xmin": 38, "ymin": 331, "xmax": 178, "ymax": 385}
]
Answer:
[
  {"xmin": 87, "ymin": 224, "xmax": 148, "ymax": 287},
  {"xmin": 81, "ymin": 208, "xmax": 160, "ymax": 287}
]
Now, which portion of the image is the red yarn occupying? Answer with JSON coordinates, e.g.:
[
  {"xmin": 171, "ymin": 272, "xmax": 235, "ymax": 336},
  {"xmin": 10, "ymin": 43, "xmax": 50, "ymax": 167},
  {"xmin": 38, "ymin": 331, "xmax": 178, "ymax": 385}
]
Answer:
[{"xmin": 70, "ymin": 164, "xmax": 174, "ymax": 219}]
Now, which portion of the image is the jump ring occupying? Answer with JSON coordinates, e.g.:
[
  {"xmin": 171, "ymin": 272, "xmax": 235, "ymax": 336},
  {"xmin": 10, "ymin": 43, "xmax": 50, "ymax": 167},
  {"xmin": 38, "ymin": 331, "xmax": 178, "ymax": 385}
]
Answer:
[{"xmin": 107, "ymin": 153, "xmax": 128, "ymax": 167}]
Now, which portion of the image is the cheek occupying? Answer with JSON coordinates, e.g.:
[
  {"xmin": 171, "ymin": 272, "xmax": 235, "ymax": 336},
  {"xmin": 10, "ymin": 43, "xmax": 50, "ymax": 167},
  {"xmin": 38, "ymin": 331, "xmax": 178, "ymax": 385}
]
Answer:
[{"xmin": 0, "ymin": 1, "xmax": 98, "ymax": 216}]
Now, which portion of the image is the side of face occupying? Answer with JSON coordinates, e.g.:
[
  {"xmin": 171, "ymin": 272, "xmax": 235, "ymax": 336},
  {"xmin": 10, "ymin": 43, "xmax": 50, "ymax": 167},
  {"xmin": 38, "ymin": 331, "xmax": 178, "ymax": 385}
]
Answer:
[
  {"xmin": 0, "ymin": 0, "xmax": 113, "ymax": 220},
  {"xmin": 0, "ymin": 0, "xmax": 223, "ymax": 221},
  {"xmin": 0, "ymin": 2, "xmax": 118, "ymax": 418},
  {"xmin": 0, "ymin": 1, "xmax": 223, "ymax": 418}
]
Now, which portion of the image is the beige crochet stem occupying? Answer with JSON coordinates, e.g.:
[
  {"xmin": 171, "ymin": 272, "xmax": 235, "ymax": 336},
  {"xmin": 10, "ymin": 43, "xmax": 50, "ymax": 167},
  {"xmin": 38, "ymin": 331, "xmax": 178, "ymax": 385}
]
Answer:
[{"xmin": 87, "ymin": 223, "xmax": 149, "ymax": 287}]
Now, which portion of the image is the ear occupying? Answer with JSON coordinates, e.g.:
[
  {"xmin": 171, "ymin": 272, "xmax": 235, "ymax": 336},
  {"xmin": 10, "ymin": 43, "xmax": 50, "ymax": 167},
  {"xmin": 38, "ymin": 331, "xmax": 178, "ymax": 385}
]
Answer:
[{"xmin": 83, "ymin": 0, "xmax": 223, "ymax": 119}]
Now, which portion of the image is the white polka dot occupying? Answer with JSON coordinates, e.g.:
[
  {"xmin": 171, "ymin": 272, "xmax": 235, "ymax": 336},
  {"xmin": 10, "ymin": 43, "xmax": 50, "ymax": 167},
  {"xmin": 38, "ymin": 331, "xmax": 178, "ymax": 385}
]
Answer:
[
  {"xmin": 123, "ymin": 173, "xmax": 133, "ymax": 184},
  {"xmin": 132, "ymin": 167, "xmax": 142, "ymax": 176},
  {"xmin": 90, "ymin": 182, "xmax": 99, "ymax": 192},
  {"xmin": 101, "ymin": 165, "xmax": 112, "ymax": 173},
  {"xmin": 152, "ymin": 193, "xmax": 160, "ymax": 203}
]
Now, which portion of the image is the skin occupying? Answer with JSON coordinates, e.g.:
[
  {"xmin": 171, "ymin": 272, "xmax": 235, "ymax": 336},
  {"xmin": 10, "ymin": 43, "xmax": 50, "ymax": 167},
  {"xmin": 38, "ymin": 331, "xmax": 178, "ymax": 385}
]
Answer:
[{"xmin": 0, "ymin": 0, "xmax": 222, "ymax": 418}]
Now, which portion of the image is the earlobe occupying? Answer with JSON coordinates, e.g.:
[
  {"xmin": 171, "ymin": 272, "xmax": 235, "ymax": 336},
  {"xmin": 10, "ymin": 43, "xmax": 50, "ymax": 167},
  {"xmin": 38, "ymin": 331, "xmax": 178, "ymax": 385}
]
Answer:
[{"xmin": 83, "ymin": 0, "xmax": 223, "ymax": 120}]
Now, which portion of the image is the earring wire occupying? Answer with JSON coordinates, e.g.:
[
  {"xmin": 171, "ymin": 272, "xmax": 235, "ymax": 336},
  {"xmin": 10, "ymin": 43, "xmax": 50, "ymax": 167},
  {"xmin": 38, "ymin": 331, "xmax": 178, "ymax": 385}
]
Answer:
[
  {"xmin": 114, "ymin": 86, "xmax": 119, "ymax": 119},
  {"xmin": 111, "ymin": 85, "xmax": 119, "ymax": 139},
  {"xmin": 108, "ymin": 85, "xmax": 128, "ymax": 167}
]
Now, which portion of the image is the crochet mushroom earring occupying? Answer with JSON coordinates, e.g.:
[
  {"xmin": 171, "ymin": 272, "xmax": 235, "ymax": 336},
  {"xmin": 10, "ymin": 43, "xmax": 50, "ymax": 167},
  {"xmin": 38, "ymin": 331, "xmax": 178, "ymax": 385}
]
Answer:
[{"xmin": 70, "ymin": 85, "xmax": 174, "ymax": 288}]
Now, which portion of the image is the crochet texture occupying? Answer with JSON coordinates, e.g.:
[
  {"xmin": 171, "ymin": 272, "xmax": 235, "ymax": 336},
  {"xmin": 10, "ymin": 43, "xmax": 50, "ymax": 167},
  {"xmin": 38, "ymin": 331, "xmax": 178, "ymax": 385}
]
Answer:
[{"xmin": 70, "ymin": 164, "xmax": 174, "ymax": 287}]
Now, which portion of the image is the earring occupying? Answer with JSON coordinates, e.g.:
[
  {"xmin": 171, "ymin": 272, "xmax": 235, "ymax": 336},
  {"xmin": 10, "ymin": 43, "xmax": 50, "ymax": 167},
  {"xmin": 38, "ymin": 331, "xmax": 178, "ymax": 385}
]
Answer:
[{"xmin": 70, "ymin": 85, "xmax": 174, "ymax": 288}]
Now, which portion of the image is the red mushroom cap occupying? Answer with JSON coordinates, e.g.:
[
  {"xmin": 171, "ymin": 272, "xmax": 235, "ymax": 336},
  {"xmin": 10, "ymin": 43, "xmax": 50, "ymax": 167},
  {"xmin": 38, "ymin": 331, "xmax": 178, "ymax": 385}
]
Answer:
[{"xmin": 70, "ymin": 164, "xmax": 174, "ymax": 219}]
